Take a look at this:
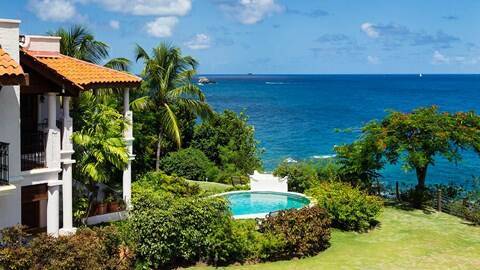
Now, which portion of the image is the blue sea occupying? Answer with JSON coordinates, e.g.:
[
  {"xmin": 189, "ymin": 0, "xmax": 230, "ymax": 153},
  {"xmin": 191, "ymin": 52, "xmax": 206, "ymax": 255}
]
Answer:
[{"xmin": 201, "ymin": 75, "xmax": 480, "ymax": 187}]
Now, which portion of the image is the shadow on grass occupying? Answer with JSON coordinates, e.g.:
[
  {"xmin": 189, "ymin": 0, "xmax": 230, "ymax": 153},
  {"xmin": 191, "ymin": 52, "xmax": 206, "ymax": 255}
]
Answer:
[{"xmin": 384, "ymin": 200, "xmax": 435, "ymax": 214}]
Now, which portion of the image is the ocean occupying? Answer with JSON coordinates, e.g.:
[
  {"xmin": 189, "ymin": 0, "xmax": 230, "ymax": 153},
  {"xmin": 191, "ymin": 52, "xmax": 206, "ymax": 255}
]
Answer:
[{"xmin": 201, "ymin": 74, "xmax": 480, "ymax": 187}]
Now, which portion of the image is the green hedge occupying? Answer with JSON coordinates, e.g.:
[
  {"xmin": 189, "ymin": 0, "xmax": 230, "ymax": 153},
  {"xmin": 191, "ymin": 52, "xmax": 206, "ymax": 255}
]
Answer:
[
  {"xmin": 129, "ymin": 187, "xmax": 235, "ymax": 268},
  {"xmin": 307, "ymin": 182, "xmax": 383, "ymax": 231},
  {"xmin": 159, "ymin": 148, "xmax": 220, "ymax": 181},
  {"xmin": 135, "ymin": 171, "xmax": 201, "ymax": 196},
  {"xmin": 0, "ymin": 226, "xmax": 133, "ymax": 270},
  {"xmin": 259, "ymin": 206, "xmax": 331, "ymax": 259}
]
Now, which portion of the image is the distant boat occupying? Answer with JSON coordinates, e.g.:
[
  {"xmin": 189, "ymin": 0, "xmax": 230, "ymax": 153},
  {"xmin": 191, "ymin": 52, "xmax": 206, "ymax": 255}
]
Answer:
[
  {"xmin": 247, "ymin": 73, "xmax": 254, "ymax": 76},
  {"xmin": 198, "ymin": 77, "xmax": 216, "ymax": 84},
  {"xmin": 419, "ymin": 73, "xmax": 423, "ymax": 77}
]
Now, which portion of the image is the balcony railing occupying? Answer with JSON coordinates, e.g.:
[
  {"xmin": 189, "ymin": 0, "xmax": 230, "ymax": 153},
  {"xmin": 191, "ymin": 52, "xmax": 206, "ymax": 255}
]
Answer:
[
  {"xmin": 0, "ymin": 142, "xmax": 9, "ymax": 185},
  {"xmin": 21, "ymin": 131, "xmax": 46, "ymax": 171}
]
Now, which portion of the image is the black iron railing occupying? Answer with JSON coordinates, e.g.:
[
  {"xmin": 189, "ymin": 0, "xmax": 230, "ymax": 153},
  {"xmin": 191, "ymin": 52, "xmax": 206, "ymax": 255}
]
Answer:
[
  {"xmin": 0, "ymin": 142, "xmax": 9, "ymax": 185},
  {"xmin": 21, "ymin": 131, "xmax": 46, "ymax": 171}
]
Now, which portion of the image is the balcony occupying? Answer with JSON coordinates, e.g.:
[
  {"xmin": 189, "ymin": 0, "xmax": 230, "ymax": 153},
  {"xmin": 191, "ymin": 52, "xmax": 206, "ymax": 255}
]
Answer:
[
  {"xmin": 21, "ymin": 131, "xmax": 46, "ymax": 171},
  {"xmin": 0, "ymin": 142, "xmax": 8, "ymax": 185}
]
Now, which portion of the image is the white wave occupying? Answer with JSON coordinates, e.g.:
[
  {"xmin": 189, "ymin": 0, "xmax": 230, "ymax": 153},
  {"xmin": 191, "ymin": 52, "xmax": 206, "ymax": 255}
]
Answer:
[
  {"xmin": 265, "ymin": 82, "xmax": 286, "ymax": 85},
  {"xmin": 284, "ymin": 157, "xmax": 298, "ymax": 163},
  {"xmin": 312, "ymin": 154, "xmax": 337, "ymax": 159}
]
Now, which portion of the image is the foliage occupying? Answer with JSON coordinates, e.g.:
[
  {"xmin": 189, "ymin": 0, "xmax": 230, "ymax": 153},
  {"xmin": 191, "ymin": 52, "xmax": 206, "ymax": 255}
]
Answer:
[
  {"xmin": 334, "ymin": 134, "xmax": 384, "ymax": 190},
  {"xmin": 0, "ymin": 226, "xmax": 32, "ymax": 270},
  {"xmin": 159, "ymin": 148, "xmax": 220, "ymax": 181},
  {"xmin": 132, "ymin": 43, "xmax": 213, "ymax": 170},
  {"xmin": 192, "ymin": 110, "xmax": 263, "ymax": 177},
  {"xmin": 49, "ymin": 25, "xmax": 130, "ymax": 70},
  {"xmin": 273, "ymin": 161, "xmax": 319, "ymax": 193},
  {"xmin": 132, "ymin": 94, "xmax": 198, "ymax": 176},
  {"xmin": 259, "ymin": 206, "xmax": 331, "ymax": 259},
  {"xmin": 128, "ymin": 188, "xmax": 234, "ymax": 268},
  {"xmin": 134, "ymin": 171, "xmax": 201, "ymax": 197},
  {"xmin": 225, "ymin": 220, "xmax": 286, "ymax": 263},
  {"xmin": 307, "ymin": 182, "xmax": 383, "ymax": 231},
  {"xmin": 400, "ymin": 186, "xmax": 434, "ymax": 208},
  {"xmin": 315, "ymin": 159, "xmax": 342, "ymax": 182},
  {"xmin": 72, "ymin": 92, "xmax": 128, "ymax": 185},
  {"xmin": 0, "ymin": 226, "xmax": 133, "ymax": 270},
  {"xmin": 348, "ymin": 106, "xmax": 480, "ymax": 189}
]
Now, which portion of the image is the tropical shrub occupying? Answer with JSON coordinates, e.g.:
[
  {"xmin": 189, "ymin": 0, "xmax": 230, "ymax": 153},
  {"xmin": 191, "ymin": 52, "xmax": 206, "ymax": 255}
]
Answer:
[
  {"xmin": 259, "ymin": 206, "xmax": 331, "ymax": 259},
  {"xmin": 134, "ymin": 171, "xmax": 200, "ymax": 197},
  {"xmin": 129, "ymin": 188, "xmax": 234, "ymax": 268},
  {"xmin": 192, "ymin": 110, "xmax": 262, "ymax": 175},
  {"xmin": 274, "ymin": 162, "xmax": 319, "ymax": 193},
  {"xmin": 308, "ymin": 182, "xmax": 383, "ymax": 231},
  {"xmin": 315, "ymin": 159, "xmax": 342, "ymax": 182},
  {"xmin": 159, "ymin": 148, "xmax": 220, "ymax": 181},
  {"xmin": 0, "ymin": 225, "xmax": 133, "ymax": 270},
  {"xmin": 226, "ymin": 220, "xmax": 286, "ymax": 263},
  {"xmin": 0, "ymin": 225, "xmax": 32, "ymax": 270}
]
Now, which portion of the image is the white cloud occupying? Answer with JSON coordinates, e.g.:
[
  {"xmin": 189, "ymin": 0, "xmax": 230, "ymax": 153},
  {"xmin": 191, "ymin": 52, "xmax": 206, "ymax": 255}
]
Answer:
[
  {"xmin": 109, "ymin": 20, "xmax": 120, "ymax": 29},
  {"xmin": 185, "ymin": 34, "xmax": 211, "ymax": 50},
  {"xmin": 361, "ymin": 22, "xmax": 379, "ymax": 38},
  {"xmin": 220, "ymin": 0, "xmax": 284, "ymax": 25},
  {"xmin": 146, "ymin": 17, "xmax": 179, "ymax": 38},
  {"xmin": 367, "ymin": 55, "xmax": 380, "ymax": 64},
  {"xmin": 28, "ymin": 0, "xmax": 76, "ymax": 22},
  {"xmin": 432, "ymin": 51, "xmax": 450, "ymax": 64},
  {"xmin": 432, "ymin": 51, "xmax": 480, "ymax": 65},
  {"xmin": 94, "ymin": 0, "xmax": 192, "ymax": 16}
]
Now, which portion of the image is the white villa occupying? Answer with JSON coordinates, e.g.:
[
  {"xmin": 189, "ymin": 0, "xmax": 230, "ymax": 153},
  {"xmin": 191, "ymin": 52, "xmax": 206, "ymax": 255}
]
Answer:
[{"xmin": 0, "ymin": 18, "xmax": 140, "ymax": 236}]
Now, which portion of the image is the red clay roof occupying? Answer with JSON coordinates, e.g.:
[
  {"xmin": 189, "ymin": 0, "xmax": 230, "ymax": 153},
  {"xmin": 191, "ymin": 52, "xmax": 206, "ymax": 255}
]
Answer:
[
  {"xmin": 21, "ymin": 49, "xmax": 141, "ymax": 91},
  {"xmin": 0, "ymin": 47, "xmax": 27, "ymax": 85}
]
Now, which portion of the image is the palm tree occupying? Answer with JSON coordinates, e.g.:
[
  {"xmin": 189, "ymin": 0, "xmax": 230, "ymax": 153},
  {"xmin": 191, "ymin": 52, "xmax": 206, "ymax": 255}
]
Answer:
[
  {"xmin": 48, "ymin": 25, "xmax": 131, "ymax": 71},
  {"xmin": 132, "ymin": 43, "xmax": 213, "ymax": 170},
  {"xmin": 72, "ymin": 92, "xmax": 129, "ymax": 218}
]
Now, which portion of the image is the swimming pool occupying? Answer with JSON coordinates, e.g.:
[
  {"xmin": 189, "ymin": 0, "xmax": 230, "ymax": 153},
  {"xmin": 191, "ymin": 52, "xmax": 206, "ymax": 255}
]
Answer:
[{"xmin": 217, "ymin": 191, "xmax": 311, "ymax": 219}]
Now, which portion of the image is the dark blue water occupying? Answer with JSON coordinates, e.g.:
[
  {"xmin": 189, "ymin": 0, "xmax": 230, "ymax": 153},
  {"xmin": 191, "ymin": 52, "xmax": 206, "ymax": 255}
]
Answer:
[{"xmin": 201, "ymin": 74, "xmax": 480, "ymax": 186}]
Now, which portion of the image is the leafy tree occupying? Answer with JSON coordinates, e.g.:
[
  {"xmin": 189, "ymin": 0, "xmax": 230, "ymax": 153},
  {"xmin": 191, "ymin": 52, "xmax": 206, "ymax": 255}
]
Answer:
[
  {"xmin": 48, "ymin": 25, "xmax": 131, "ymax": 70},
  {"xmin": 72, "ymin": 93, "xmax": 129, "ymax": 212},
  {"xmin": 348, "ymin": 106, "xmax": 480, "ymax": 189},
  {"xmin": 335, "ymin": 133, "xmax": 384, "ymax": 190},
  {"xmin": 192, "ymin": 110, "xmax": 262, "ymax": 175},
  {"xmin": 273, "ymin": 162, "xmax": 319, "ymax": 193},
  {"xmin": 132, "ymin": 43, "xmax": 213, "ymax": 170},
  {"xmin": 159, "ymin": 148, "xmax": 219, "ymax": 181}
]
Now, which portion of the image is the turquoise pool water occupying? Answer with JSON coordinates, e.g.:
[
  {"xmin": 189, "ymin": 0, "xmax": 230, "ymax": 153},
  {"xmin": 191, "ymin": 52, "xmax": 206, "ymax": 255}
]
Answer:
[{"xmin": 221, "ymin": 191, "xmax": 310, "ymax": 217}]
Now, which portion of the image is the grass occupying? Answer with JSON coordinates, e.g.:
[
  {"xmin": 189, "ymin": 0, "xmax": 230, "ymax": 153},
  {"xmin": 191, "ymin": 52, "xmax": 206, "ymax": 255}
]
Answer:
[
  {"xmin": 192, "ymin": 207, "xmax": 480, "ymax": 270},
  {"xmin": 187, "ymin": 180, "xmax": 233, "ymax": 194}
]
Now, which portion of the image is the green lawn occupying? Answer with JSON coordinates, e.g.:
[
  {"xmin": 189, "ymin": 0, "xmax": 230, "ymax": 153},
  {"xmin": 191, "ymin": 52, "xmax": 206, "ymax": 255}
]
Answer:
[
  {"xmin": 192, "ymin": 207, "xmax": 480, "ymax": 270},
  {"xmin": 187, "ymin": 180, "xmax": 233, "ymax": 194}
]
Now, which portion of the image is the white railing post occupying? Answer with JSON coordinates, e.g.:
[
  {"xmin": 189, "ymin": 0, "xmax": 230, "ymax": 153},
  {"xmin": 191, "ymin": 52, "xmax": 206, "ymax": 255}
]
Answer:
[
  {"xmin": 47, "ymin": 184, "xmax": 60, "ymax": 237},
  {"xmin": 122, "ymin": 88, "xmax": 134, "ymax": 208},
  {"xmin": 60, "ymin": 96, "xmax": 76, "ymax": 235},
  {"xmin": 46, "ymin": 92, "xmax": 61, "ymax": 169}
]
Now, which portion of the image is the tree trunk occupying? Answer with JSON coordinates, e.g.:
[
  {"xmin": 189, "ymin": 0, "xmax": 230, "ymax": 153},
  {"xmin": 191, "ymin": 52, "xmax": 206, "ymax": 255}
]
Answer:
[
  {"xmin": 155, "ymin": 129, "xmax": 163, "ymax": 171},
  {"xmin": 415, "ymin": 166, "xmax": 428, "ymax": 189}
]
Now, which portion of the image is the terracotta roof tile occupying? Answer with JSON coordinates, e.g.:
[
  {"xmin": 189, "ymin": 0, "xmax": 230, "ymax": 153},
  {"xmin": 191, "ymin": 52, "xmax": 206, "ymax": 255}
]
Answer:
[
  {"xmin": 0, "ymin": 47, "xmax": 27, "ymax": 85},
  {"xmin": 22, "ymin": 50, "xmax": 141, "ymax": 90}
]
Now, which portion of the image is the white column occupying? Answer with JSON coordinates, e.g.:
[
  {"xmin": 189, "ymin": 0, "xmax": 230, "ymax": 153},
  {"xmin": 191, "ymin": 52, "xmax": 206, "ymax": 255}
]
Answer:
[
  {"xmin": 122, "ymin": 88, "xmax": 134, "ymax": 207},
  {"xmin": 60, "ymin": 96, "xmax": 76, "ymax": 235},
  {"xmin": 46, "ymin": 92, "xmax": 61, "ymax": 169},
  {"xmin": 48, "ymin": 93, "xmax": 56, "ymax": 129},
  {"xmin": 47, "ymin": 184, "xmax": 60, "ymax": 237}
]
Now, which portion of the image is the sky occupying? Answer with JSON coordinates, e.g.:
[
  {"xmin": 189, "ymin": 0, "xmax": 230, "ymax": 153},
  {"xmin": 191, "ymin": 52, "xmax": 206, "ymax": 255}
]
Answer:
[{"xmin": 1, "ymin": 0, "xmax": 479, "ymax": 74}]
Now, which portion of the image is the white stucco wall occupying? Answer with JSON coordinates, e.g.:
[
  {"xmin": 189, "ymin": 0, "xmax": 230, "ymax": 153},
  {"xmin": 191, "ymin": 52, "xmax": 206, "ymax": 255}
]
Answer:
[{"xmin": 0, "ymin": 19, "xmax": 22, "ymax": 228}]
